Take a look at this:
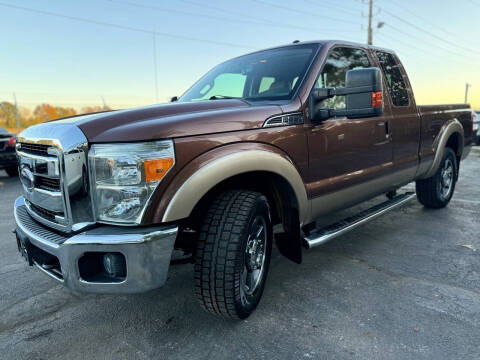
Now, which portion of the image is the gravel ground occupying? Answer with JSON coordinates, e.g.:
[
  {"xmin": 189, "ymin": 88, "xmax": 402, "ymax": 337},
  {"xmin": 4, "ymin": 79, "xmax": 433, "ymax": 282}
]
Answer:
[{"xmin": 0, "ymin": 149, "xmax": 479, "ymax": 360}]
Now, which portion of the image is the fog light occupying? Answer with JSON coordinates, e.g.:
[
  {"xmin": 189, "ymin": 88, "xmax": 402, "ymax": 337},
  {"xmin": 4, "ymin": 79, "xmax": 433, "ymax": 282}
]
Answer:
[{"xmin": 103, "ymin": 253, "xmax": 126, "ymax": 278}]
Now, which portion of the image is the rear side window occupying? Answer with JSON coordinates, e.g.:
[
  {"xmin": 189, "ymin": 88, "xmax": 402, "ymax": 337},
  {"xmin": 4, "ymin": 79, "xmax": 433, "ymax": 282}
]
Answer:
[{"xmin": 375, "ymin": 51, "xmax": 409, "ymax": 107}]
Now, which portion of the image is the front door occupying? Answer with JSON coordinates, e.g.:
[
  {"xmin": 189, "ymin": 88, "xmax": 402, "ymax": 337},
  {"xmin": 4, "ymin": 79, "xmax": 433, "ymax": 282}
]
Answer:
[{"xmin": 306, "ymin": 46, "xmax": 393, "ymax": 218}]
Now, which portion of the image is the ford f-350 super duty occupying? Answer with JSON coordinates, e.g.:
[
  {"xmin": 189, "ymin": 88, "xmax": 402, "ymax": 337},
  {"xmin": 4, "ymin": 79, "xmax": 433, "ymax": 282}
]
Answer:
[{"xmin": 13, "ymin": 41, "xmax": 473, "ymax": 319}]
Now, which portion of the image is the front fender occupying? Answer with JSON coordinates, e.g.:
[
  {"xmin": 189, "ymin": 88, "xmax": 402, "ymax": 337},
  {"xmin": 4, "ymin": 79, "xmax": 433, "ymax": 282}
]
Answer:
[{"xmin": 153, "ymin": 144, "xmax": 309, "ymax": 225}]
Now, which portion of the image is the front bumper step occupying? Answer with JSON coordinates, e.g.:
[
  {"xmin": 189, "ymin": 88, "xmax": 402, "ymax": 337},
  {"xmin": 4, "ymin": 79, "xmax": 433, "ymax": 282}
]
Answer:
[{"xmin": 14, "ymin": 196, "xmax": 178, "ymax": 294}]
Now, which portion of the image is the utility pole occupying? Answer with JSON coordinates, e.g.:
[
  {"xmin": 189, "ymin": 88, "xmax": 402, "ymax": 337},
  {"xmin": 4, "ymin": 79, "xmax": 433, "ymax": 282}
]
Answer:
[
  {"xmin": 152, "ymin": 31, "xmax": 159, "ymax": 103},
  {"xmin": 464, "ymin": 83, "xmax": 471, "ymax": 104},
  {"xmin": 12, "ymin": 93, "xmax": 20, "ymax": 133},
  {"xmin": 101, "ymin": 96, "xmax": 107, "ymax": 110},
  {"xmin": 367, "ymin": 0, "xmax": 373, "ymax": 45}
]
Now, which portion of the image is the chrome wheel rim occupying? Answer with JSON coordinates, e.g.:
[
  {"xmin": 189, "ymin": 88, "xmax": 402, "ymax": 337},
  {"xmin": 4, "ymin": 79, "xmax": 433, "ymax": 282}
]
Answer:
[
  {"xmin": 241, "ymin": 215, "xmax": 267, "ymax": 298},
  {"xmin": 440, "ymin": 158, "xmax": 454, "ymax": 199}
]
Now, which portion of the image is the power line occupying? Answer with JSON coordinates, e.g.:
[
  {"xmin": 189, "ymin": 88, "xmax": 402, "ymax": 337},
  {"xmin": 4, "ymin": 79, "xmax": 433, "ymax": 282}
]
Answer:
[
  {"xmin": 381, "ymin": 7, "xmax": 480, "ymax": 56},
  {"xmin": 387, "ymin": 0, "xmax": 462, "ymax": 39},
  {"xmin": 300, "ymin": 0, "xmax": 362, "ymax": 17},
  {"xmin": 384, "ymin": 0, "xmax": 480, "ymax": 55},
  {"xmin": 375, "ymin": 33, "xmax": 436, "ymax": 58},
  {"xmin": 109, "ymin": 0, "xmax": 283, "ymax": 30},
  {"xmin": 114, "ymin": 0, "xmax": 359, "ymax": 34},
  {"xmin": 384, "ymin": 23, "xmax": 474, "ymax": 61},
  {"xmin": 0, "ymin": 1, "xmax": 254, "ymax": 49},
  {"xmin": 374, "ymin": 33, "xmax": 445, "ymax": 67},
  {"xmin": 375, "ymin": 32, "xmax": 477, "ymax": 70},
  {"xmin": 252, "ymin": 0, "xmax": 362, "ymax": 25},
  {"xmin": 177, "ymin": 0, "xmax": 279, "ymax": 23},
  {"xmin": 353, "ymin": 0, "xmax": 479, "ymax": 59}
]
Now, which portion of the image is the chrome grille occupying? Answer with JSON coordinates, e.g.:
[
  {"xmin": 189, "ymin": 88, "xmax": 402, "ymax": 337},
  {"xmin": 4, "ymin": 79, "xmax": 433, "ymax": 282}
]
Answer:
[
  {"xmin": 17, "ymin": 122, "xmax": 94, "ymax": 233},
  {"xmin": 19, "ymin": 142, "xmax": 50, "ymax": 156},
  {"xmin": 36, "ymin": 176, "xmax": 61, "ymax": 192},
  {"xmin": 28, "ymin": 201, "xmax": 64, "ymax": 222}
]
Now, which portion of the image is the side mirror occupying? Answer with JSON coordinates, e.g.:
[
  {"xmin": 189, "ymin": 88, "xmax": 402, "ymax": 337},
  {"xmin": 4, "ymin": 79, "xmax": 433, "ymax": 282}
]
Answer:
[
  {"xmin": 309, "ymin": 67, "xmax": 383, "ymax": 122},
  {"xmin": 170, "ymin": 96, "xmax": 178, "ymax": 102},
  {"xmin": 344, "ymin": 67, "xmax": 383, "ymax": 119}
]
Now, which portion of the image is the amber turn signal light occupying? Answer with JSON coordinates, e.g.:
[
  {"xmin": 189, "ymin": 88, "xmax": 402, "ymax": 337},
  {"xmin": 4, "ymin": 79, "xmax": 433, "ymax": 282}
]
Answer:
[
  {"xmin": 144, "ymin": 158, "xmax": 174, "ymax": 182},
  {"xmin": 372, "ymin": 91, "xmax": 383, "ymax": 108}
]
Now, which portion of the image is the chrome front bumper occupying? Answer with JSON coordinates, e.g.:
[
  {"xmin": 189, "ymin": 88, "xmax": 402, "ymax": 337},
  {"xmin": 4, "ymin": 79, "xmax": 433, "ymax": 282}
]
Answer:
[{"xmin": 14, "ymin": 196, "xmax": 178, "ymax": 294}]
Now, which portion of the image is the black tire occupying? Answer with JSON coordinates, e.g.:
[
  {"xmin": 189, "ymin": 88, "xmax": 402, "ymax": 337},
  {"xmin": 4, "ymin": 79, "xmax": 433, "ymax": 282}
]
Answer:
[
  {"xmin": 194, "ymin": 190, "xmax": 272, "ymax": 320},
  {"xmin": 416, "ymin": 147, "xmax": 457, "ymax": 209},
  {"xmin": 5, "ymin": 167, "xmax": 18, "ymax": 177}
]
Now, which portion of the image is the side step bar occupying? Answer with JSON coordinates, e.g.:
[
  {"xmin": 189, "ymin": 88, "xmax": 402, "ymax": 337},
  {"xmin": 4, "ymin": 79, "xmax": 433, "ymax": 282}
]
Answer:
[{"xmin": 304, "ymin": 191, "xmax": 416, "ymax": 249}]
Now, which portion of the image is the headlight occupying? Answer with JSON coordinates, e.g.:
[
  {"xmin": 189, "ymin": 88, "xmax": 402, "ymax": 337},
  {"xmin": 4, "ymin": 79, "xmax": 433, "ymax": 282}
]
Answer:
[{"xmin": 89, "ymin": 140, "xmax": 175, "ymax": 224}]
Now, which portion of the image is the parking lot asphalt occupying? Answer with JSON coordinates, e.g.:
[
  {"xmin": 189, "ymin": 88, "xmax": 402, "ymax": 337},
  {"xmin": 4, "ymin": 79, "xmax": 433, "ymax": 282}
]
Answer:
[{"xmin": 0, "ymin": 149, "xmax": 479, "ymax": 360}]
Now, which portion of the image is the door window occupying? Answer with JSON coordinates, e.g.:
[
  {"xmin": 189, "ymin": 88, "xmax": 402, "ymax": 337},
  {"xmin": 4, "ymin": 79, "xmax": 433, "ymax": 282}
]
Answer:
[
  {"xmin": 316, "ymin": 47, "xmax": 371, "ymax": 109},
  {"xmin": 375, "ymin": 51, "xmax": 409, "ymax": 107}
]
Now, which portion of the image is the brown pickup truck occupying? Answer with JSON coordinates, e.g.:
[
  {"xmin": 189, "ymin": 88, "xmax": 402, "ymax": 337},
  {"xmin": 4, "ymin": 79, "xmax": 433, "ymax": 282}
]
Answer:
[{"xmin": 14, "ymin": 40, "xmax": 473, "ymax": 320}]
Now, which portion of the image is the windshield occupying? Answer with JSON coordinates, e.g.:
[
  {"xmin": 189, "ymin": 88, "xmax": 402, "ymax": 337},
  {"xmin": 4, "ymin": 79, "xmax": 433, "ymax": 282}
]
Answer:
[{"xmin": 179, "ymin": 44, "xmax": 319, "ymax": 102}]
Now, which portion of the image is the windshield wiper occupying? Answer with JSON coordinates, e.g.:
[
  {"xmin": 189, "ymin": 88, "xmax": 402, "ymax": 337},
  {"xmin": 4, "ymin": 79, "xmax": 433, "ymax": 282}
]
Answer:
[{"xmin": 209, "ymin": 95, "xmax": 238, "ymax": 100}]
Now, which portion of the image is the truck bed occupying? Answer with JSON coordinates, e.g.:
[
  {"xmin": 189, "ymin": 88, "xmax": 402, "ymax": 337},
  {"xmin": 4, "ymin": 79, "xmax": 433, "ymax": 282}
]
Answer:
[{"xmin": 417, "ymin": 103, "xmax": 473, "ymax": 164}]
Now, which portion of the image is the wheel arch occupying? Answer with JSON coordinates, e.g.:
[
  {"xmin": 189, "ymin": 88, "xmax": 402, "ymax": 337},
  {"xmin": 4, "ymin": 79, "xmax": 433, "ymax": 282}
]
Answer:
[
  {"xmin": 160, "ymin": 147, "xmax": 309, "ymax": 225},
  {"xmin": 419, "ymin": 119, "xmax": 464, "ymax": 179},
  {"xmin": 188, "ymin": 171, "xmax": 300, "ymax": 230}
]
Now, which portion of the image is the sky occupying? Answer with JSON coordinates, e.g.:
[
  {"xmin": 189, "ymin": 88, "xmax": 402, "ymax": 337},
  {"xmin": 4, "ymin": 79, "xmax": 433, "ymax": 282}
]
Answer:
[{"xmin": 1, "ymin": 0, "xmax": 479, "ymax": 110}]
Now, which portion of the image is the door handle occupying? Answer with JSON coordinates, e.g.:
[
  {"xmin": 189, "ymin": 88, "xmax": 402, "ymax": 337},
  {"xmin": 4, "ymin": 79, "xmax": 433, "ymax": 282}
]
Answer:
[{"xmin": 377, "ymin": 121, "xmax": 390, "ymax": 138}]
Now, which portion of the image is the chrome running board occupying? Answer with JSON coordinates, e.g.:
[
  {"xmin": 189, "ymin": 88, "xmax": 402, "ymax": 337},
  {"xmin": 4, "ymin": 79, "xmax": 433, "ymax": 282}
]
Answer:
[{"xmin": 304, "ymin": 192, "xmax": 416, "ymax": 249}]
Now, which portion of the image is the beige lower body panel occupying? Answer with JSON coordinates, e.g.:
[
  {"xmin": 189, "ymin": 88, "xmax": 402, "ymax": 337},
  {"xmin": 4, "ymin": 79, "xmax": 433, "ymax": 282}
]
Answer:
[{"xmin": 306, "ymin": 166, "xmax": 417, "ymax": 224}]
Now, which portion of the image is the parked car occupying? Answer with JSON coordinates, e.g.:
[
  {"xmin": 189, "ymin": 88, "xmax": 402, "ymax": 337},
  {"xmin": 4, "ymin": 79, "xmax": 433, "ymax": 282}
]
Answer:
[
  {"xmin": 13, "ymin": 40, "xmax": 473, "ymax": 320},
  {"xmin": 0, "ymin": 127, "xmax": 18, "ymax": 177},
  {"xmin": 473, "ymin": 111, "xmax": 480, "ymax": 145}
]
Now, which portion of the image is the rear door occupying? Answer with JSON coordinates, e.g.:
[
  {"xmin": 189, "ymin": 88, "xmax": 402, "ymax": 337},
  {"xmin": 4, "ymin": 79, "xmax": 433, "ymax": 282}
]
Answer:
[
  {"xmin": 306, "ymin": 46, "xmax": 393, "ymax": 200},
  {"xmin": 373, "ymin": 51, "xmax": 420, "ymax": 175}
]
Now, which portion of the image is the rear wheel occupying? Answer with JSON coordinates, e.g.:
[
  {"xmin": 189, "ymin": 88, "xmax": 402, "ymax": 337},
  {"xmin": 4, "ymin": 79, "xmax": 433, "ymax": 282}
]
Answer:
[
  {"xmin": 416, "ymin": 147, "xmax": 457, "ymax": 209},
  {"xmin": 194, "ymin": 190, "xmax": 272, "ymax": 320},
  {"xmin": 5, "ymin": 167, "xmax": 18, "ymax": 177}
]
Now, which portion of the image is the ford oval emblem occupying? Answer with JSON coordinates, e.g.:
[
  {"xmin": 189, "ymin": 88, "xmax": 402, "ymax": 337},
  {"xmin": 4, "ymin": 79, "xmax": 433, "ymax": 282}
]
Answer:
[{"xmin": 20, "ymin": 167, "xmax": 35, "ymax": 192}]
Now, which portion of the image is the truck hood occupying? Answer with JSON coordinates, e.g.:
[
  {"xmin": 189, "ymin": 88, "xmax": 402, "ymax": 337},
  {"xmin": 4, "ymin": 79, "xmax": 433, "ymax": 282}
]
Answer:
[{"xmin": 55, "ymin": 100, "xmax": 282, "ymax": 143}]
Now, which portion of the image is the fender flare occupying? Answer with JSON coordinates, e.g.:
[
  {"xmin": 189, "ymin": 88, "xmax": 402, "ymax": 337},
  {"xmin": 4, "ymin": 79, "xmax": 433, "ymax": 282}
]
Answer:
[
  {"xmin": 419, "ymin": 119, "xmax": 464, "ymax": 179},
  {"xmin": 161, "ymin": 149, "xmax": 309, "ymax": 224}
]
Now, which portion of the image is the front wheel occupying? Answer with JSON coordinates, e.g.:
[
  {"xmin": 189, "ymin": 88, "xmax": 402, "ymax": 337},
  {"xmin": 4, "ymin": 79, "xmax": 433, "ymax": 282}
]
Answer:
[
  {"xmin": 194, "ymin": 190, "xmax": 272, "ymax": 320},
  {"xmin": 416, "ymin": 147, "xmax": 457, "ymax": 209}
]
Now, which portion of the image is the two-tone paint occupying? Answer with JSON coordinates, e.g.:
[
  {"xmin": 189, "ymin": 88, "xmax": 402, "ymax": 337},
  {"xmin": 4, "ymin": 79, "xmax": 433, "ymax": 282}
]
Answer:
[{"xmin": 23, "ymin": 41, "xmax": 473, "ymax": 231}]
